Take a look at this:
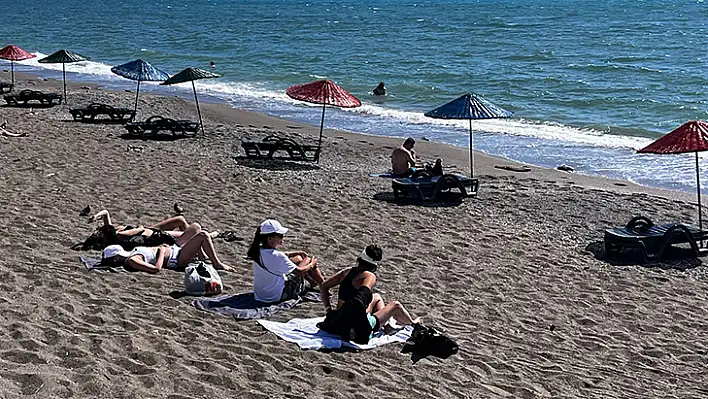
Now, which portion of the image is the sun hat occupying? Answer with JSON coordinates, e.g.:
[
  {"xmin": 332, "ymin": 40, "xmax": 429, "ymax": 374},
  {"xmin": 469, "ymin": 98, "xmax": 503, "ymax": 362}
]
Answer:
[
  {"xmin": 102, "ymin": 244, "xmax": 130, "ymax": 259},
  {"xmin": 260, "ymin": 219, "xmax": 289, "ymax": 235}
]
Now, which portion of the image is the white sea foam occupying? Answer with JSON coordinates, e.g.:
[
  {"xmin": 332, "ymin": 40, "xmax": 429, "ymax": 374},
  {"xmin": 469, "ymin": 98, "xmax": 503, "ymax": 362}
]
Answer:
[{"xmin": 16, "ymin": 54, "xmax": 655, "ymax": 152}]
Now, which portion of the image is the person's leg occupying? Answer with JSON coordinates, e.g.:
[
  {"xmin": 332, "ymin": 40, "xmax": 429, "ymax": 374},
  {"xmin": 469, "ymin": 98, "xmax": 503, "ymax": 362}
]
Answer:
[
  {"xmin": 305, "ymin": 267, "xmax": 324, "ymax": 287},
  {"xmin": 367, "ymin": 293, "xmax": 385, "ymax": 314},
  {"xmin": 373, "ymin": 301, "xmax": 419, "ymax": 326},
  {"xmin": 174, "ymin": 223, "xmax": 202, "ymax": 246},
  {"xmin": 149, "ymin": 216, "xmax": 189, "ymax": 231},
  {"xmin": 177, "ymin": 231, "xmax": 233, "ymax": 271}
]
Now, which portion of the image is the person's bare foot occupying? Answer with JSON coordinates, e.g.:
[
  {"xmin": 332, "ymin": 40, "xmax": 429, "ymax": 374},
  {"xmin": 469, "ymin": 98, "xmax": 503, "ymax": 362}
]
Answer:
[
  {"xmin": 412, "ymin": 317, "xmax": 422, "ymax": 324},
  {"xmin": 209, "ymin": 230, "xmax": 219, "ymax": 238}
]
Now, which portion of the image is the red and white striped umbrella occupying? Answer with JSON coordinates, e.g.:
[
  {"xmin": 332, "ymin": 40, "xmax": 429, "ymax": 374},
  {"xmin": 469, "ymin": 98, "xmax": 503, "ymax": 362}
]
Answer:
[
  {"xmin": 0, "ymin": 45, "xmax": 36, "ymax": 86},
  {"xmin": 639, "ymin": 120, "xmax": 708, "ymax": 230},
  {"xmin": 286, "ymin": 80, "xmax": 361, "ymax": 162}
]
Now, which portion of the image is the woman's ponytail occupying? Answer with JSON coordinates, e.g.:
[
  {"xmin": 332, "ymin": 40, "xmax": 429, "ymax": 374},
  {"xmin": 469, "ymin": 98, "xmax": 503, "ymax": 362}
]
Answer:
[{"xmin": 247, "ymin": 227, "xmax": 263, "ymax": 266}]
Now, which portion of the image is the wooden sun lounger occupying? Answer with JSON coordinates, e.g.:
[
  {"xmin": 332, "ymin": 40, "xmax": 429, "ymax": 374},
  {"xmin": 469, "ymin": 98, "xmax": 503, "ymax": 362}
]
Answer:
[
  {"xmin": 70, "ymin": 103, "xmax": 136, "ymax": 123},
  {"xmin": 241, "ymin": 135, "xmax": 321, "ymax": 162},
  {"xmin": 604, "ymin": 216, "xmax": 708, "ymax": 262},
  {"xmin": 0, "ymin": 82, "xmax": 13, "ymax": 94},
  {"xmin": 4, "ymin": 89, "xmax": 62, "ymax": 107},
  {"xmin": 392, "ymin": 173, "xmax": 479, "ymax": 202},
  {"xmin": 123, "ymin": 115, "xmax": 199, "ymax": 139}
]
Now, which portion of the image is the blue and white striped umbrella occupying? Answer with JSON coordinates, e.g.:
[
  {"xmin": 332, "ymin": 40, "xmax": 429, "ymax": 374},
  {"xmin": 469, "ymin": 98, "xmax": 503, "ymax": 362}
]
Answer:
[
  {"xmin": 111, "ymin": 59, "xmax": 169, "ymax": 118},
  {"xmin": 425, "ymin": 93, "xmax": 513, "ymax": 176}
]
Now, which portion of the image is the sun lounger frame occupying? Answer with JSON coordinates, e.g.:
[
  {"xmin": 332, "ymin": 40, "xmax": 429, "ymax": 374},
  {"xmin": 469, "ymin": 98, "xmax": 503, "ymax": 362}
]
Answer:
[
  {"xmin": 3, "ymin": 89, "xmax": 62, "ymax": 106},
  {"xmin": 241, "ymin": 135, "xmax": 321, "ymax": 162},
  {"xmin": 392, "ymin": 173, "xmax": 479, "ymax": 202},
  {"xmin": 604, "ymin": 216, "xmax": 708, "ymax": 262},
  {"xmin": 123, "ymin": 115, "xmax": 199, "ymax": 139},
  {"xmin": 70, "ymin": 102, "xmax": 136, "ymax": 123}
]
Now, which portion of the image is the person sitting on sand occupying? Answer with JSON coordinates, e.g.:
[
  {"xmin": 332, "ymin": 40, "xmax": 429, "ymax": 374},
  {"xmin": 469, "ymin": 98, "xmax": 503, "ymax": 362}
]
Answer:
[
  {"xmin": 391, "ymin": 138, "xmax": 417, "ymax": 177},
  {"xmin": 319, "ymin": 244, "xmax": 420, "ymax": 335},
  {"xmin": 102, "ymin": 224, "xmax": 233, "ymax": 273},
  {"xmin": 247, "ymin": 219, "xmax": 324, "ymax": 303},
  {"xmin": 75, "ymin": 209, "xmax": 219, "ymax": 251},
  {"xmin": 373, "ymin": 82, "xmax": 386, "ymax": 96}
]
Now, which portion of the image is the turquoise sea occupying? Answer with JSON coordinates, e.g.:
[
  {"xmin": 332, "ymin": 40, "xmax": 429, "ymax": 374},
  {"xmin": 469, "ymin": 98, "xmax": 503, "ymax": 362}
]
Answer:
[{"xmin": 2, "ymin": 0, "xmax": 708, "ymax": 192}]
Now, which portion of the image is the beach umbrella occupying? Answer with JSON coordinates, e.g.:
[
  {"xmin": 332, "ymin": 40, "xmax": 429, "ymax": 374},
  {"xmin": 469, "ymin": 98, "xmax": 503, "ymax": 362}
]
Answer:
[
  {"xmin": 110, "ymin": 59, "xmax": 169, "ymax": 118},
  {"xmin": 161, "ymin": 67, "xmax": 220, "ymax": 135},
  {"xmin": 286, "ymin": 80, "xmax": 361, "ymax": 162},
  {"xmin": 0, "ymin": 45, "xmax": 36, "ymax": 86},
  {"xmin": 38, "ymin": 49, "xmax": 89, "ymax": 104},
  {"xmin": 425, "ymin": 93, "xmax": 513, "ymax": 177},
  {"xmin": 639, "ymin": 120, "xmax": 708, "ymax": 231}
]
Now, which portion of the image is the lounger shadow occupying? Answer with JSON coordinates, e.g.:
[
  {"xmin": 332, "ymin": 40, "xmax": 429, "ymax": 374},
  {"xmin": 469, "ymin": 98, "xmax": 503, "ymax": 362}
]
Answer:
[
  {"xmin": 234, "ymin": 156, "xmax": 320, "ymax": 172},
  {"xmin": 585, "ymin": 240, "xmax": 702, "ymax": 270}
]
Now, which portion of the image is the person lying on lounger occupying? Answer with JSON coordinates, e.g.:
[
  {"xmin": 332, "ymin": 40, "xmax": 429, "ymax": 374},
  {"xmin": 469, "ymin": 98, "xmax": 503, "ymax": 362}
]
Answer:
[
  {"xmin": 247, "ymin": 219, "xmax": 324, "ymax": 303},
  {"xmin": 391, "ymin": 138, "xmax": 417, "ymax": 177},
  {"xmin": 102, "ymin": 224, "xmax": 234, "ymax": 273},
  {"xmin": 319, "ymin": 244, "xmax": 420, "ymax": 334}
]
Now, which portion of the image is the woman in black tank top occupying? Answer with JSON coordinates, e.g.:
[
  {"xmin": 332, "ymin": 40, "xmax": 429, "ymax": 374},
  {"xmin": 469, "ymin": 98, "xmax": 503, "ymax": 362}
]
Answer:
[{"xmin": 319, "ymin": 244, "xmax": 420, "ymax": 332}]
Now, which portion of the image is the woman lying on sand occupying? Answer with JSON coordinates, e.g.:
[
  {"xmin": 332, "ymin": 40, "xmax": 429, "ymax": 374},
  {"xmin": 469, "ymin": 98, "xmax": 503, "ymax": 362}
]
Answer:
[
  {"xmin": 102, "ymin": 223, "xmax": 233, "ymax": 273},
  {"xmin": 320, "ymin": 244, "xmax": 420, "ymax": 333},
  {"xmin": 247, "ymin": 219, "xmax": 324, "ymax": 303},
  {"xmin": 75, "ymin": 209, "xmax": 218, "ymax": 251}
]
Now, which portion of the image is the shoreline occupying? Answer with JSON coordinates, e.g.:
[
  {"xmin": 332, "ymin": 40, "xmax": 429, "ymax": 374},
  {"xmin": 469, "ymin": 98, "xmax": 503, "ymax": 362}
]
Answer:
[
  {"xmin": 1, "ymin": 68, "xmax": 698, "ymax": 206},
  {"xmin": 3, "ymin": 64, "xmax": 702, "ymax": 199}
]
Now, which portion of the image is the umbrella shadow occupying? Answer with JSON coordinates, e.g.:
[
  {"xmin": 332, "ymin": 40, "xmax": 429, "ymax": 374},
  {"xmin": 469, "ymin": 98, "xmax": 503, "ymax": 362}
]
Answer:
[
  {"xmin": 584, "ymin": 240, "xmax": 703, "ymax": 270},
  {"xmin": 372, "ymin": 191, "xmax": 465, "ymax": 208},
  {"xmin": 118, "ymin": 133, "xmax": 192, "ymax": 142},
  {"xmin": 234, "ymin": 156, "xmax": 321, "ymax": 172}
]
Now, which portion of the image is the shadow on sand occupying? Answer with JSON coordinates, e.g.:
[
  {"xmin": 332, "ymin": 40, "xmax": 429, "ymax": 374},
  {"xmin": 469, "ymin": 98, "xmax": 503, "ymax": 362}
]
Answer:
[{"xmin": 584, "ymin": 240, "xmax": 703, "ymax": 270}]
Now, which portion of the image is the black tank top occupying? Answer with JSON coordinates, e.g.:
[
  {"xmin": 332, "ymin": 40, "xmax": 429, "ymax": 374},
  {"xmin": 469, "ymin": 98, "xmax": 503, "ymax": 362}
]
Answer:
[{"xmin": 338, "ymin": 267, "xmax": 365, "ymax": 303}]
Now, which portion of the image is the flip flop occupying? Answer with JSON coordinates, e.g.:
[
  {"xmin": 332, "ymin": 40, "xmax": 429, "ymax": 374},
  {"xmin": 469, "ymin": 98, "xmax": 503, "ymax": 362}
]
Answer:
[{"xmin": 219, "ymin": 230, "xmax": 244, "ymax": 242}]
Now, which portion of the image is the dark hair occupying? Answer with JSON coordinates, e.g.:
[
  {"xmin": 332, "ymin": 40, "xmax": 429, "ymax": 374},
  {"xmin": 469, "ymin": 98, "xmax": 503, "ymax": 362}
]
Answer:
[
  {"xmin": 247, "ymin": 227, "xmax": 282, "ymax": 267},
  {"xmin": 356, "ymin": 244, "xmax": 383, "ymax": 272},
  {"xmin": 71, "ymin": 225, "xmax": 118, "ymax": 251},
  {"xmin": 404, "ymin": 138, "xmax": 415, "ymax": 147}
]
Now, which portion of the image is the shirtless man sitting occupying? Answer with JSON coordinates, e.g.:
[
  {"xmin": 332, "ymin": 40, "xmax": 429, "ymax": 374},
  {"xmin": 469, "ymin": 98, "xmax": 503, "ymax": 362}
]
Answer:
[{"xmin": 391, "ymin": 138, "xmax": 417, "ymax": 177}]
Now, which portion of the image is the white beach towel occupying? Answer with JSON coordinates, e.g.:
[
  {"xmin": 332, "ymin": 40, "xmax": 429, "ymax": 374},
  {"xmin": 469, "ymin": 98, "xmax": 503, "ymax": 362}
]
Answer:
[{"xmin": 257, "ymin": 317, "xmax": 413, "ymax": 350}]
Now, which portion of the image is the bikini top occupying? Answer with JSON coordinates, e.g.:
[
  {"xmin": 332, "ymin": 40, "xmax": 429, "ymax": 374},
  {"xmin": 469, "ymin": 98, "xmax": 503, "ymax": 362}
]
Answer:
[
  {"xmin": 338, "ymin": 267, "xmax": 365, "ymax": 303},
  {"xmin": 128, "ymin": 247, "xmax": 156, "ymax": 265}
]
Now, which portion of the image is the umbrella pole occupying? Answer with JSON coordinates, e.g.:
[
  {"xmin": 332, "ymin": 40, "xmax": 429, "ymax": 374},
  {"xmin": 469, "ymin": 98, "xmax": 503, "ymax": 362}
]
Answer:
[
  {"xmin": 192, "ymin": 81, "xmax": 204, "ymax": 136},
  {"xmin": 317, "ymin": 103, "xmax": 326, "ymax": 164},
  {"xmin": 10, "ymin": 61, "xmax": 14, "ymax": 86},
  {"xmin": 133, "ymin": 79, "xmax": 141, "ymax": 120},
  {"xmin": 469, "ymin": 119, "xmax": 474, "ymax": 177},
  {"xmin": 62, "ymin": 63, "xmax": 67, "ymax": 104},
  {"xmin": 697, "ymin": 152, "xmax": 703, "ymax": 246}
]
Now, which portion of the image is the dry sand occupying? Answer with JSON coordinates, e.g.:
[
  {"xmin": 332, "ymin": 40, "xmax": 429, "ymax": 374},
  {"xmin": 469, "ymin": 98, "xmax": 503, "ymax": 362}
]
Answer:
[{"xmin": 1, "ymin": 70, "xmax": 707, "ymax": 398}]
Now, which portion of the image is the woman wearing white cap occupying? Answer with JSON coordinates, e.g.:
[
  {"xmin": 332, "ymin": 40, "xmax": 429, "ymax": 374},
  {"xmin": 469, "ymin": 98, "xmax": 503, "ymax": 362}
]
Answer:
[
  {"xmin": 247, "ymin": 219, "xmax": 324, "ymax": 303},
  {"xmin": 319, "ymin": 244, "xmax": 420, "ymax": 333},
  {"xmin": 102, "ymin": 226, "xmax": 234, "ymax": 273}
]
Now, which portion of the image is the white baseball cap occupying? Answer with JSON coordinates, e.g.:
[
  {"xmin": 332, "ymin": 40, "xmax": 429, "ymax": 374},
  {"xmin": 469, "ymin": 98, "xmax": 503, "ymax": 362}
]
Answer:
[
  {"xmin": 103, "ymin": 244, "xmax": 130, "ymax": 259},
  {"xmin": 260, "ymin": 219, "xmax": 289, "ymax": 235}
]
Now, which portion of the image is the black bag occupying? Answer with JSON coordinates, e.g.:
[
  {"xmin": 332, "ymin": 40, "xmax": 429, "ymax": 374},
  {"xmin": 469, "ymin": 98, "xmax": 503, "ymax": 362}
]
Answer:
[{"xmin": 406, "ymin": 324, "xmax": 458, "ymax": 359}]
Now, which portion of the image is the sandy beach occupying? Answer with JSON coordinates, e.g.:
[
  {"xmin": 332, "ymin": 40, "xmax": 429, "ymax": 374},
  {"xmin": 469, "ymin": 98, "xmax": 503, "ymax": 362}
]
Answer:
[{"xmin": 1, "ymin": 70, "xmax": 707, "ymax": 399}]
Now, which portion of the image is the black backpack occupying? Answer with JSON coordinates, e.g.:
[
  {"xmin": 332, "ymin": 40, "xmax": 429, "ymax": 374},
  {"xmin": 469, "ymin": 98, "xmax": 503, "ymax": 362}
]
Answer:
[{"xmin": 405, "ymin": 324, "xmax": 459, "ymax": 359}]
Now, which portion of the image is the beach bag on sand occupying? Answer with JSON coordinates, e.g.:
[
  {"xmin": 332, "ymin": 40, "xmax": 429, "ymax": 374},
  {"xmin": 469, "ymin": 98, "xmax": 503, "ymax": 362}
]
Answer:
[
  {"xmin": 184, "ymin": 262, "xmax": 222, "ymax": 296},
  {"xmin": 405, "ymin": 324, "xmax": 458, "ymax": 359}
]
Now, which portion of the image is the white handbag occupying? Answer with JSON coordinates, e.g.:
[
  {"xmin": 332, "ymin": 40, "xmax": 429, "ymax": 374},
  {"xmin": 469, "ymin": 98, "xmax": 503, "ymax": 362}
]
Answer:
[{"xmin": 184, "ymin": 262, "xmax": 222, "ymax": 296}]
